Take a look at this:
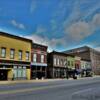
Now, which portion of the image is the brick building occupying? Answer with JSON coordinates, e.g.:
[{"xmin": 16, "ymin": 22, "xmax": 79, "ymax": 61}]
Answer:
[
  {"xmin": 63, "ymin": 46, "xmax": 100, "ymax": 75},
  {"xmin": 47, "ymin": 51, "xmax": 67, "ymax": 78},
  {"xmin": 31, "ymin": 43, "xmax": 48, "ymax": 79},
  {"xmin": 0, "ymin": 32, "xmax": 32, "ymax": 80}
]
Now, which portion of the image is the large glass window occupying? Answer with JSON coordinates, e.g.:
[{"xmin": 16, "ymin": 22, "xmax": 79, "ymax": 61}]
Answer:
[
  {"xmin": 26, "ymin": 51, "xmax": 29, "ymax": 61},
  {"xmin": 17, "ymin": 66, "xmax": 22, "ymax": 78},
  {"xmin": 13, "ymin": 66, "xmax": 26, "ymax": 79},
  {"xmin": 1, "ymin": 47, "xmax": 6, "ymax": 58},
  {"xmin": 33, "ymin": 54, "xmax": 37, "ymax": 62},
  {"xmin": 41, "ymin": 55, "xmax": 44, "ymax": 63},
  {"xmin": 19, "ymin": 50, "xmax": 22, "ymax": 60},
  {"xmin": 13, "ymin": 66, "xmax": 17, "ymax": 78},
  {"xmin": 22, "ymin": 67, "xmax": 26, "ymax": 78},
  {"xmin": 10, "ymin": 49, "xmax": 15, "ymax": 59}
]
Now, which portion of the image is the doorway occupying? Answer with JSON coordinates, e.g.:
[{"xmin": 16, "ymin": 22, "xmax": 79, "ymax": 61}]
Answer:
[{"xmin": 0, "ymin": 70, "xmax": 8, "ymax": 80}]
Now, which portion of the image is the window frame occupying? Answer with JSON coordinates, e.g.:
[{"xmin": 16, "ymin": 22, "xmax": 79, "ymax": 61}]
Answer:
[
  {"xmin": 26, "ymin": 51, "xmax": 30, "ymax": 61},
  {"xmin": 19, "ymin": 50, "xmax": 23, "ymax": 60},
  {"xmin": 10, "ymin": 49, "xmax": 15, "ymax": 59},
  {"xmin": 54, "ymin": 58, "xmax": 57, "ymax": 65},
  {"xmin": 1, "ymin": 47, "xmax": 6, "ymax": 58},
  {"xmin": 33, "ymin": 53, "xmax": 37, "ymax": 62},
  {"xmin": 41, "ymin": 54, "xmax": 44, "ymax": 63}
]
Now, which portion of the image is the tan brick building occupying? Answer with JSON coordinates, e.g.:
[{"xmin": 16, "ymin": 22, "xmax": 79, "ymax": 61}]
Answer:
[{"xmin": 63, "ymin": 46, "xmax": 100, "ymax": 75}]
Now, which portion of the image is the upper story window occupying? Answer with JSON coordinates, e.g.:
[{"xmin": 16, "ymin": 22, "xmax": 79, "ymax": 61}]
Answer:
[
  {"xmin": 41, "ymin": 55, "xmax": 44, "ymax": 63},
  {"xmin": 19, "ymin": 50, "xmax": 22, "ymax": 60},
  {"xmin": 10, "ymin": 49, "xmax": 15, "ymax": 59},
  {"xmin": 60, "ymin": 59, "xmax": 63, "ymax": 66},
  {"xmin": 54, "ymin": 58, "xmax": 56, "ymax": 65},
  {"xmin": 33, "ymin": 53, "xmax": 37, "ymax": 62},
  {"xmin": 1, "ymin": 47, "xmax": 6, "ymax": 58},
  {"xmin": 68, "ymin": 61, "xmax": 70, "ymax": 66},
  {"xmin": 64, "ymin": 60, "xmax": 67, "ymax": 66},
  {"xmin": 71, "ymin": 61, "xmax": 73, "ymax": 66},
  {"xmin": 57, "ymin": 58, "xmax": 60, "ymax": 66},
  {"xmin": 26, "ymin": 51, "xmax": 29, "ymax": 61}
]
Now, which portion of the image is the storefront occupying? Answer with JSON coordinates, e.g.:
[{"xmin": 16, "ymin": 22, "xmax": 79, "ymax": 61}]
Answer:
[
  {"xmin": 75, "ymin": 56, "xmax": 81, "ymax": 69},
  {"xmin": 13, "ymin": 66, "xmax": 27, "ymax": 80},
  {"xmin": 0, "ymin": 31, "xmax": 32, "ymax": 80},
  {"xmin": 53, "ymin": 67, "xmax": 66, "ymax": 78},
  {"xmin": 31, "ymin": 63, "xmax": 47, "ymax": 79},
  {"xmin": 0, "ymin": 64, "xmax": 13, "ymax": 80},
  {"xmin": 0, "ymin": 68, "xmax": 12, "ymax": 80},
  {"xmin": 0, "ymin": 61, "xmax": 30, "ymax": 80}
]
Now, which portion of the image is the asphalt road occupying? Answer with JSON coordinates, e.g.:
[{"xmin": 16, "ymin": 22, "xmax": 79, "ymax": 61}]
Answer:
[{"xmin": 0, "ymin": 77, "xmax": 100, "ymax": 100}]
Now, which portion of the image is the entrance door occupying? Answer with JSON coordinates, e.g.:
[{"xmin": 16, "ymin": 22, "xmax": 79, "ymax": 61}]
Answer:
[
  {"xmin": 37, "ymin": 72, "xmax": 42, "ymax": 79},
  {"xmin": 0, "ymin": 70, "xmax": 8, "ymax": 80}
]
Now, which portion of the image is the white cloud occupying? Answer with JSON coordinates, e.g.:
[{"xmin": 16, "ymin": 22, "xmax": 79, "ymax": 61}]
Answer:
[
  {"xmin": 92, "ymin": 14, "xmax": 100, "ymax": 28},
  {"xmin": 11, "ymin": 20, "xmax": 25, "ymax": 29},
  {"xmin": 64, "ymin": 0, "xmax": 100, "ymax": 24},
  {"xmin": 11, "ymin": 20, "xmax": 18, "ymax": 27},
  {"xmin": 29, "ymin": 14, "xmax": 100, "ymax": 51},
  {"xmin": 25, "ymin": 34, "xmax": 67, "ymax": 52},
  {"xmin": 63, "ymin": 0, "xmax": 81, "ymax": 27},
  {"xmin": 64, "ymin": 13, "xmax": 100, "ymax": 42},
  {"xmin": 62, "ymin": 0, "xmax": 100, "ymax": 42},
  {"xmin": 25, "ymin": 0, "xmax": 100, "ymax": 51},
  {"xmin": 19, "ymin": 24, "xmax": 25, "ymax": 29},
  {"xmin": 36, "ymin": 25, "xmax": 47, "ymax": 33},
  {"xmin": 66, "ymin": 21, "xmax": 92, "ymax": 41}
]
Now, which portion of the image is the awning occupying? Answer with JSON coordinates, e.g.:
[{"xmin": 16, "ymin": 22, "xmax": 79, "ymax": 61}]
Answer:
[
  {"xmin": 0, "ymin": 68, "xmax": 12, "ymax": 70},
  {"xmin": 0, "ymin": 63, "xmax": 30, "ymax": 66},
  {"xmin": 31, "ymin": 62, "xmax": 47, "ymax": 67}
]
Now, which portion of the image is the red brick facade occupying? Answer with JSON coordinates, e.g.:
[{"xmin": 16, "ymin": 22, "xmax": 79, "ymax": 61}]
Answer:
[
  {"xmin": 31, "ymin": 47, "xmax": 47, "ymax": 64},
  {"xmin": 31, "ymin": 43, "xmax": 48, "ymax": 79}
]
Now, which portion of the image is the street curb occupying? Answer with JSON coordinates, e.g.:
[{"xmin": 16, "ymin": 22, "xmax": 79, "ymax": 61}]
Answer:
[
  {"xmin": 0, "ymin": 76, "xmax": 100, "ymax": 85},
  {"xmin": 0, "ymin": 79, "xmax": 63, "ymax": 85}
]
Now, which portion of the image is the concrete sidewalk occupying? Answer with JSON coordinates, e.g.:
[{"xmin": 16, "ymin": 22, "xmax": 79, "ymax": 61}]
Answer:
[
  {"xmin": 0, "ymin": 79, "xmax": 63, "ymax": 85},
  {"xmin": 0, "ymin": 76, "xmax": 99, "ymax": 85}
]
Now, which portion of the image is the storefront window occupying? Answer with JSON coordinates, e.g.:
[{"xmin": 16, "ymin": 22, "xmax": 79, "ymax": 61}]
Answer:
[
  {"xmin": 13, "ymin": 66, "xmax": 17, "ymax": 78},
  {"xmin": 17, "ymin": 66, "xmax": 22, "ymax": 78},
  {"xmin": 13, "ymin": 66, "xmax": 27, "ymax": 79},
  {"xmin": 23, "ymin": 67, "xmax": 26, "ymax": 78},
  {"xmin": 42, "ymin": 67, "xmax": 45, "ymax": 71}
]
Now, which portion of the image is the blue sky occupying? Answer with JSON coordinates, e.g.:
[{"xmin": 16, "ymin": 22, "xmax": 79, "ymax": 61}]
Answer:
[{"xmin": 0, "ymin": 0, "xmax": 100, "ymax": 51}]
